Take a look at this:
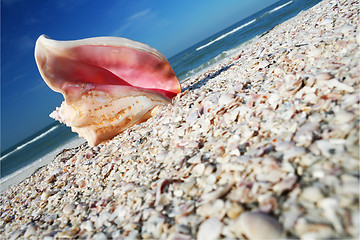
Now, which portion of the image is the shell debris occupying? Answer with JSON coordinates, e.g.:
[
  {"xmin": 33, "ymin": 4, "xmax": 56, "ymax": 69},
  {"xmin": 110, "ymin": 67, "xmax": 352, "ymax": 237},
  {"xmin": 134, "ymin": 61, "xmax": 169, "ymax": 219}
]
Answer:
[{"xmin": 1, "ymin": 0, "xmax": 359, "ymax": 239}]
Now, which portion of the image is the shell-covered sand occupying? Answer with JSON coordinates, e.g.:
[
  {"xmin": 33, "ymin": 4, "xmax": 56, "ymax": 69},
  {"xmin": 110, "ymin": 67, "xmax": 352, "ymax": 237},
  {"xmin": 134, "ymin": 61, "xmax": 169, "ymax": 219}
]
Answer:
[{"xmin": 1, "ymin": 0, "xmax": 359, "ymax": 239}]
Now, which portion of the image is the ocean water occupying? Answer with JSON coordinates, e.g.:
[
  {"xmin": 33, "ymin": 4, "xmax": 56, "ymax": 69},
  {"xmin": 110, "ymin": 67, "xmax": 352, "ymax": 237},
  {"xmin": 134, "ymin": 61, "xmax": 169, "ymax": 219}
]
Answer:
[
  {"xmin": 0, "ymin": 0, "xmax": 322, "ymax": 181},
  {"xmin": 1, "ymin": 123, "xmax": 77, "ymax": 180},
  {"xmin": 169, "ymin": 0, "xmax": 322, "ymax": 81}
]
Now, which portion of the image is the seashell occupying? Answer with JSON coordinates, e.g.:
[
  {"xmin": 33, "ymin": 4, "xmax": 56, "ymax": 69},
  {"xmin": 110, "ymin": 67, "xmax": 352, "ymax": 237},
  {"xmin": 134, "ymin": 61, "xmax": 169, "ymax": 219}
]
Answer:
[
  {"xmin": 197, "ymin": 199, "xmax": 226, "ymax": 219},
  {"xmin": 338, "ymin": 25, "xmax": 354, "ymax": 34},
  {"xmin": 95, "ymin": 210, "xmax": 111, "ymax": 229},
  {"xmin": 80, "ymin": 221, "xmax": 94, "ymax": 232},
  {"xmin": 218, "ymin": 92, "xmax": 235, "ymax": 106},
  {"xmin": 318, "ymin": 198, "xmax": 343, "ymax": 233},
  {"xmin": 258, "ymin": 194, "xmax": 277, "ymax": 212},
  {"xmin": 63, "ymin": 203, "xmax": 76, "ymax": 215},
  {"xmin": 24, "ymin": 225, "xmax": 37, "ymax": 238},
  {"xmin": 342, "ymin": 94, "xmax": 359, "ymax": 108},
  {"xmin": 340, "ymin": 174, "xmax": 359, "ymax": 195},
  {"xmin": 206, "ymin": 173, "xmax": 217, "ymax": 185},
  {"xmin": 233, "ymin": 212, "xmax": 283, "ymax": 239},
  {"xmin": 174, "ymin": 201, "xmax": 195, "ymax": 217},
  {"xmin": 192, "ymin": 163, "xmax": 205, "ymax": 177},
  {"xmin": 35, "ymin": 35, "xmax": 181, "ymax": 146},
  {"xmin": 333, "ymin": 110, "xmax": 355, "ymax": 124},
  {"xmin": 313, "ymin": 139, "xmax": 345, "ymax": 158},
  {"xmin": 187, "ymin": 154, "xmax": 201, "ymax": 164},
  {"xmin": 268, "ymin": 93, "xmax": 281, "ymax": 109},
  {"xmin": 307, "ymin": 47, "xmax": 322, "ymax": 58},
  {"xmin": 300, "ymin": 186, "xmax": 324, "ymax": 202},
  {"xmin": 282, "ymin": 146, "xmax": 306, "ymax": 160},
  {"xmin": 226, "ymin": 202, "xmax": 244, "ymax": 219},
  {"xmin": 199, "ymin": 184, "xmax": 232, "ymax": 203},
  {"xmin": 254, "ymin": 46, "xmax": 264, "ymax": 58},
  {"xmin": 141, "ymin": 213, "xmax": 167, "ymax": 238},
  {"xmin": 186, "ymin": 110, "xmax": 199, "ymax": 125},
  {"xmin": 293, "ymin": 122, "xmax": 319, "ymax": 146},
  {"xmin": 197, "ymin": 218, "xmax": 223, "ymax": 240},
  {"xmin": 273, "ymin": 176, "xmax": 297, "ymax": 194},
  {"xmin": 303, "ymin": 92, "xmax": 318, "ymax": 104},
  {"xmin": 319, "ymin": 18, "xmax": 333, "ymax": 26},
  {"xmin": 169, "ymin": 232, "xmax": 193, "ymax": 240},
  {"xmin": 282, "ymin": 74, "xmax": 303, "ymax": 94},
  {"xmin": 41, "ymin": 190, "xmax": 53, "ymax": 200},
  {"xmin": 174, "ymin": 189, "xmax": 184, "ymax": 198},
  {"xmin": 327, "ymin": 79, "xmax": 355, "ymax": 92},
  {"xmin": 201, "ymin": 93, "xmax": 220, "ymax": 113},
  {"xmin": 9, "ymin": 230, "xmax": 25, "ymax": 240},
  {"xmin": 348, "ymin": 210, "xmax": 359, "ymax": 237},
  {"xmin": 92, "ymin": 232, "xmax": 108, "ymax": 240},
  {"xmin": 295, "ymin": 219, "xmax": 335, "ymax": 239},
  {"xmin": 257, "ymin": 60, "xmax": 271, "ymax": 69},
  {"xmin": 315, "ymin": 72, "xmax": 334, "ymax": 81}
]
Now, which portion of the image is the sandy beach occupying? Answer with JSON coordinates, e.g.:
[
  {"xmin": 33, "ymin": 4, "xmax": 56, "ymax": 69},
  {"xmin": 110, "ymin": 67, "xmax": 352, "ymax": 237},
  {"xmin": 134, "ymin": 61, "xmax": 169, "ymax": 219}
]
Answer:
[{"xmin": 1, "ymin": 0, "xmax": 359, "ymax": 239}]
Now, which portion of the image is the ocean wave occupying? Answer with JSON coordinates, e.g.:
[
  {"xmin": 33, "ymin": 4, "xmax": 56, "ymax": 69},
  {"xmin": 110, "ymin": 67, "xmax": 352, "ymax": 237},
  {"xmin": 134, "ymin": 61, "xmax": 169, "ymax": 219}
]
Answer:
[
  {"xmin": 0, "ymin": 125, "xmax": 60, "ymax": 161},
  {"xmin": 183, "ymin": 52, "xmax": 228, "ymax": 78},
  {"xmin": 196, "ymin": 19, "xmax": 257, "ymax": 51},
  {"xmin": 181, "ymin": 36, "xmax": 260, "ymax": 81},
  {"xmin": 195, "ymin": 0, "xmax": 293, "ymax": 53},
  {"xmin": 0, "ymin": 136, "xmax": 81, "ymax": 186},
  {"xmin": 268, "ymin": 0, "xmax": 293, "ymax": 14}
]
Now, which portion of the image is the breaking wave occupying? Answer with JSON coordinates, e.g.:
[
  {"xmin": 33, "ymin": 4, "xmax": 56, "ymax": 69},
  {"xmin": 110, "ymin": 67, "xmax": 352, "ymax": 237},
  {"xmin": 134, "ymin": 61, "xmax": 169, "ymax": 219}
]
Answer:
[
  {"xmin": 195, "ymin": 0, "xmax": 293, "ymax": 52},
  {"xmin": 196, "ymin": 19, "xmax": 257, "ymax": 51},
  {"xmin": 268, "ymin": 0, "xmax": 293, "ymax": 14},
  {"xmin": 0, "ymin": 125, "xmax": 59, "ymax": 162},
  {"xmin": 181, "ymin": 36, "xmax": 260, "ymax": 81}
]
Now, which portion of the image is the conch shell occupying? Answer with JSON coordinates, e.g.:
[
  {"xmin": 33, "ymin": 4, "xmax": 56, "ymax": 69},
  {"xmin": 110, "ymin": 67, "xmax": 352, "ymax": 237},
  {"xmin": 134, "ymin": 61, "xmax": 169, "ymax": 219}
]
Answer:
[{"xmin": 35, "ymin": 35, "xmax": 181, "ymax": 146}]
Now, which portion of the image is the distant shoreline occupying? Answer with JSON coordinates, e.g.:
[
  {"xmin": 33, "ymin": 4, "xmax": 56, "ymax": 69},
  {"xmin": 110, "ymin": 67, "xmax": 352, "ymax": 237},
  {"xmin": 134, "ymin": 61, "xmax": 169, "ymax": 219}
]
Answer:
[
  {"xmin": 0, "ymin": 137, "xmax": 85, "ymax": 191},
  {"xmin": 1, "ymin": 122, "xmax": 59, "ymax": 157}
]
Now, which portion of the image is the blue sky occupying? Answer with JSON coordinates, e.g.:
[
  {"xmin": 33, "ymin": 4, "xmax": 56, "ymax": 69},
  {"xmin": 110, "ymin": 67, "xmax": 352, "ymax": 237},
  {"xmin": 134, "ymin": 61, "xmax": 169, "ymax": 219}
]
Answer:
[{"xmin": 1, "ymin": 0, "xmax": 279, "ymax": 151}]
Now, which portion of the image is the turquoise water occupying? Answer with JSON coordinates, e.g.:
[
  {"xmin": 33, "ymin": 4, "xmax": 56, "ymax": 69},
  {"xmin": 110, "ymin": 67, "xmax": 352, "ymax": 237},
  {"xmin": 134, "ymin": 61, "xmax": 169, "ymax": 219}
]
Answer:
[{"xmin": 0, "ymin": 0, "xmax": 322, "ymax": 180}]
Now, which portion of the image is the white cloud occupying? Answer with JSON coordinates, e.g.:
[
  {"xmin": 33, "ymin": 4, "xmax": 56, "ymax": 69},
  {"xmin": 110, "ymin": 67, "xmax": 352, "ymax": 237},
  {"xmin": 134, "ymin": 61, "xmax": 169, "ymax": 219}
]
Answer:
[
  {"xmin": 27, "ymin": 81, "xmax": 46, "ymax": 93},
  {"xmin": 112, "ymin": 8, "xmax": 157, "ymax": 36},
  {"xmin": 127, "ymin": 9, "xmax": 151, "ymax": 21},
  {"xmin": 2, "ymin": 73, "xmax": 27, "ymax": 88},
  {"xmin": 112, "ymin": 22, "xmax": 132, "ymax": 37},
  {"xmin": 18, "ymin": 34, "xmax": 35, "ymax": 51},
  {"xmin": 3, "ymin": 78, "xmax": 46, "ymax": 103}
]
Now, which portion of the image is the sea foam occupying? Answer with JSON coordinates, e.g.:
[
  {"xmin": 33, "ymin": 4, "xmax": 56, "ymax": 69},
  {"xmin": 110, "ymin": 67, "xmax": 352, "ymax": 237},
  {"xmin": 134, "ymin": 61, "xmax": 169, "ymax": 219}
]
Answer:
[
  {"xmin": 195, "ymin": 0, "xmax": 293, "ymax": 52},
  {"xmin": 0, "ymin": 125, "xmax": 59, "ymax": 161},
  {"xmin": 196, "ymin": 19, "xmax": 257, "ymax": 51},
  {"xmin": 268, "ymin": 0, "xmax": 293, "ymax": 14}
]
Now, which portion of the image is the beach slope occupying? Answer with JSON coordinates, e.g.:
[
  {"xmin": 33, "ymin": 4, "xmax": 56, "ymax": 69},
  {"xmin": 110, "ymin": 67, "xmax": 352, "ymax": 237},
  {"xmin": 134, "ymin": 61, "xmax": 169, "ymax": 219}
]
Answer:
[{"xmin": 1, "ymin": 0, "xmax": 359, "ymax": 238}]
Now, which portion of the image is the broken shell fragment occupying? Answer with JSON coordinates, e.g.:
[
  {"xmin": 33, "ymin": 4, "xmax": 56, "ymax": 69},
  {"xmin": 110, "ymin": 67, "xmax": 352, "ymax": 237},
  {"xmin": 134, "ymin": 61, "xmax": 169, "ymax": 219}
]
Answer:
[
  {"xmin": 35, "ymin": 35, "xmax": 181, "ymax": 146},
  {"xmin": 233, "ymin": 212, "xmax": 283, "ymax": 239}
]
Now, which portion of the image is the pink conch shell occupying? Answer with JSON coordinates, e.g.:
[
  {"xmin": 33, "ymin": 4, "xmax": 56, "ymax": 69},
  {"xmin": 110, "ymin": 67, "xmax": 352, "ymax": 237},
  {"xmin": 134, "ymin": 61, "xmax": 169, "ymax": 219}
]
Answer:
[{"xmin": 35, "ymin": 35, "xmax": 181, "ymax": 146}]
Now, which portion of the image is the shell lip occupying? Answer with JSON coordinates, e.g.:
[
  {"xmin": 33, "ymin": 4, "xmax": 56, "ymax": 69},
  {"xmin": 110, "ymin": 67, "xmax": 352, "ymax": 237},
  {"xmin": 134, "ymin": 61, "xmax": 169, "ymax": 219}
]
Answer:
[
  {"xmin": 35, "ymin": 35, "xmax": 181, "ymax": 100},
  {"xmin": 35, "ymin": 34, "xmax": 167, "ymax": 61}
]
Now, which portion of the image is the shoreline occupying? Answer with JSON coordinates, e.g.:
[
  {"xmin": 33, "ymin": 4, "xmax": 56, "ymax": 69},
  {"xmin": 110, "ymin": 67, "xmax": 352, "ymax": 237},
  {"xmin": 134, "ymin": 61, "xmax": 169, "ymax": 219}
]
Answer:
[
  {"xmin": 0, "ymin": 137, "xmax": 85, "ymax": 192},
  {"xmin": 1, "ymin": 0, "xmax": 359, "ymax": 239}
]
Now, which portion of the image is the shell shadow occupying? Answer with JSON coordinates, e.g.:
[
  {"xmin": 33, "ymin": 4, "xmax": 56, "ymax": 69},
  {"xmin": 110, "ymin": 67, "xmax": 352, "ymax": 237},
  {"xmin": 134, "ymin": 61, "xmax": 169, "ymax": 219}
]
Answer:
[{"xmin": 181, "ymin": 63, "xmax": 234, "ymax": 92}]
